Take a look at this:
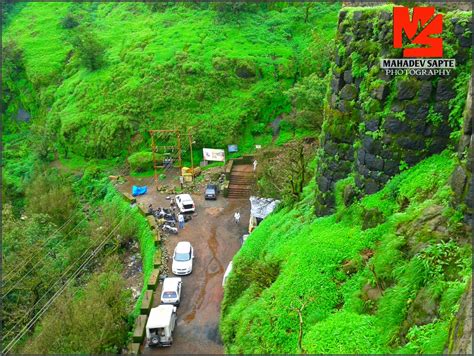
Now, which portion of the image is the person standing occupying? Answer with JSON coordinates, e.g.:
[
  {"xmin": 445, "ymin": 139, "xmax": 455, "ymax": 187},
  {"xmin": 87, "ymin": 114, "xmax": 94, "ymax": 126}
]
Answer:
[
  {"xmin": 178, "ymin": 213, "xmax": 185, "ymax": 229},
  {"xmin": 179, "ymin": 175, "xmax": 184, "ymax": 189},
  {"xmin": 234, "ymin": 211, "xmax": 241, "ymax": 224},
  {"xmin": 253, "ymin": 159, "xmax": 258, "ymax": 172}
]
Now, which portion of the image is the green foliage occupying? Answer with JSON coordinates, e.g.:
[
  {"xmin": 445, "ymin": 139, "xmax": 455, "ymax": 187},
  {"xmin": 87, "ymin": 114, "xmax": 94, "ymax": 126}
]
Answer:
[
  {"xmin": 101, "ymin": 186, "xmax": 156, "ymax": 318},
  {"xmin": 127, "ymin": 151, "xmax": 155, "ymax": 173},
  {"xmin": 221, "ymin": 151, "xmax": 471, "ymax": 354},
  {"xmin": 22, "ymin": 257, "xmax": 130, "ymax": 354},
  {"xmin": 69, "ymin": 28, "xmax": 106, "ymax": 71},
  {"xmin": 3, "ymin": 2, "xmax": 340, "ymax": 159},
  {"xmin": 25, "ymin": 169, "xmax": 77, "ymax": 225},
  {"xmin": 449, "ymin": 65, "xmax": 471, "ymax": 129},
  {"xmin": 2, "ymin": 167, "xmax": 156, "ymax": 352},
  {"xmin": 61, "ymin": 12, "xmax": 79, "ymax": 29},
  {"xmin": 285, "ymin": 73, "xmax": 328, "ymax": 131},
  {"xmin": 350, "ymin": 52, "xmax": 368, "ymax": 79},
  {"xmin": 427, "ymin": 106, "xmax": 444, "ymax": 127}
]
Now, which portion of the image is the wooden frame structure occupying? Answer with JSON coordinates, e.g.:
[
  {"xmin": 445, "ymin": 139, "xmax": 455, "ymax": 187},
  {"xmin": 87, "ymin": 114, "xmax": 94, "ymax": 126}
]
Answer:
[
  {"xmin": 149, "ymin": 127, "xmax": 196, "ymax": 189},
  {"xmin": 149, "ymin": 129, "xmax": 182, "ymax": 189}
]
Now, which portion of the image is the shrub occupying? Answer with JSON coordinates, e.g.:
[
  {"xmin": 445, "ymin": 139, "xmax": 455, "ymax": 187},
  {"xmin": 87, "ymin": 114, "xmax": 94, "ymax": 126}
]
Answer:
[
  {"xmin": 61, "ymin": 13, "xmax": 79, "ymax": 29},
  {"xmin": 70, "ymin": 28, "xmax": 105, "ymax": 71},
  {"xmin": 25, "ymin": 169, "xmax": 77, "ymax": 226},
  {"xmin": 127, "ymin": 151, "xmax": 155, "ymax": 173}
]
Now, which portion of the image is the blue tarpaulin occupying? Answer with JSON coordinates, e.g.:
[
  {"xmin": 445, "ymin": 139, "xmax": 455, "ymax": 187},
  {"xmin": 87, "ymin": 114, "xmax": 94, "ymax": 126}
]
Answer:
[{"xmin": 132, "ymin": 185, "xmax": 147, "ymax": 196}]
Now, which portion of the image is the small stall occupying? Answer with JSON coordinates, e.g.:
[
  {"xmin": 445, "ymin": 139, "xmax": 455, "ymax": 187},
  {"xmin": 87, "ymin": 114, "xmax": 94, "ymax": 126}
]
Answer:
[{"xmin": 248, "ymin": 196, "xmax": 280, "ymax": 233}]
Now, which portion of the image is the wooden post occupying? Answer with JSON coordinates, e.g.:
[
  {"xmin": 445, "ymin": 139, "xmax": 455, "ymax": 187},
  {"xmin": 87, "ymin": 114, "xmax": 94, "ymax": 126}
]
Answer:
[
  {"xmin": 150, "ymin": 132, "xmax": 158, "ymax": 190},
  {"xmin": 188, "ymin": 132, "xmax": 194, "ymax": 182},
  {"xmin": 177, "ymin": 131, "xmax": 182, "ymax": 170}
]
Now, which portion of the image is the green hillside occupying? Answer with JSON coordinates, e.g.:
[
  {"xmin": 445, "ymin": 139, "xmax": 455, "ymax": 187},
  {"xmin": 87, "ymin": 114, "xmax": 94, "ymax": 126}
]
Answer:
[
  {"xmin": 221, "ymin": 151, "xmax": 471, "ymax": 354},
  {"xmin": 2, "ymin": 2, "xmax": 472, "ymax": 355},
  {"xmin": 3, "ymin": 2, "xmax": 340, "ymax": 159}
]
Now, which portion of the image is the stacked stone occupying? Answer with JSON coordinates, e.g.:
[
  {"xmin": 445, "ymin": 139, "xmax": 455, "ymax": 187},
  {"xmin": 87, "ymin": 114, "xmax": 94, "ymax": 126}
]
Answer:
[
  {"xmin": 315, "ymin": 7, "xmax": 472, "ymax": 216},
  {"xmin": 451, "ymin": 81, "xmax": 473, "ymax": 225}
]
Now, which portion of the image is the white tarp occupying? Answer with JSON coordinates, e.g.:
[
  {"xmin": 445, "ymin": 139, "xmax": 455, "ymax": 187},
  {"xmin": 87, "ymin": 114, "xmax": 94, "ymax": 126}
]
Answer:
[
  {"xmin": 203, "ymin": 148, "xmax": 225, "ymax": 162},
  {"xmin": 249, "ymin": 196, "xmax": 280, "ymax": 220}
]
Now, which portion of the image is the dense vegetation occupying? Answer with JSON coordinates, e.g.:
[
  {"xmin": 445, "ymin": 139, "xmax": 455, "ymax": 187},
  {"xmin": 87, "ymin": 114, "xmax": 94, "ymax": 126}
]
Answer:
[
  {"xmin": 1, "ymin": 166, "xmax": 155, "ymax": 353},
  {"xmin": 3, "ymin": 2, "xmax": 339, "ymax": 162},
  {"xmin": 2, "ymin": 2, "xmax": 340, "ymax": 353},
  {"xmin": 3, "ymin": 1, "xmax": 471, "ymax": 354},
  {"xmin": 221, "ymin": 4, "xmax": 472, "ymax": 354},
  {"xmin": 221, "ymin": 151, "xmax": 471, "ymax": 354}
]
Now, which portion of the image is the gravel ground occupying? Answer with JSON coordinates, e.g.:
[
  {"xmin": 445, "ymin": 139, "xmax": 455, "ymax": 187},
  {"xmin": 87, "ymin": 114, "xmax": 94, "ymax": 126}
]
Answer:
[{"xmin": 116, "ymin": 170, "xmax": 250, "ymax": 354}]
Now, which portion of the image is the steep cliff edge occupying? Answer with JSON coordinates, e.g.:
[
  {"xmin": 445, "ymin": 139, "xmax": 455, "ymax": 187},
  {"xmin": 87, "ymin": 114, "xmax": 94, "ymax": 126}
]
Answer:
[
  {"xmin": 314, "ymin": 6, "xmax": 472, "ymax": 216},
  {"xmin": 221, "ymin": 5, "xmax": 472, "ymax": 354},
  {"xmin": 446, "ymin": 80, "xmax": 473, "ymax": 355}
]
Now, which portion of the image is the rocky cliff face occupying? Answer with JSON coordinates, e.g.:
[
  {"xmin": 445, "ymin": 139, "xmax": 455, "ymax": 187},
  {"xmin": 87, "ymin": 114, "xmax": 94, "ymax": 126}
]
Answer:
[
  {"xmin": 450, "ymin": 80, "xmax": 473, "ymax": 225},
  {"xmin": 445, "ymin": 80, "xmax": 473, "ymax": 356},
  {"xmin": 314, "ymin": 6, "xmax": 472, "ymax": 216}
]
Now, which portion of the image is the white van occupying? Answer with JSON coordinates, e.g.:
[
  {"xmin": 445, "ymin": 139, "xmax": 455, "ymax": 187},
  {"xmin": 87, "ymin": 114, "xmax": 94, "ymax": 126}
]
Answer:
[
  {"xmin": 146, "ymin": 305, "xmax": 177, "ymax": 347},
  {"xmin": 161, "ymin": 277, "xmax": 182, "ymax": 306}
]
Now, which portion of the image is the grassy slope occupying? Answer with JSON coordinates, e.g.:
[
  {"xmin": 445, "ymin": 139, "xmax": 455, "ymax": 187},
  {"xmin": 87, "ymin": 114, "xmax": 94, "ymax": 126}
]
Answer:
[
  {"xmin": 221, "ymin": 151, "xmax": 471, "ymax": 354},
  {"xmin": 3, "ymin": 2, "xmax": 340, "ymax": 159}
]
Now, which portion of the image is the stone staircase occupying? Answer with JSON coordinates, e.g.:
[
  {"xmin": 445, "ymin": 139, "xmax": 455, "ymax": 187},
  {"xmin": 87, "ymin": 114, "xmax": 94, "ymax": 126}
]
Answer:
[{"xmin": 228, "ymin": 164, "xmax": 255, "ymax": 199}]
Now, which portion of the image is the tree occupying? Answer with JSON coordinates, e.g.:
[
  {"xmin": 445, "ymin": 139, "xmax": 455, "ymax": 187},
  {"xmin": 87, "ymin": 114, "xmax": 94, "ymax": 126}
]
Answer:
[
  {"xmin": 22, "ymin": 258, "xmax": 130, "ymax": 354},
  {"xmin": 70, "ymin": 28, "xmax": 105, "ymax": 71},
  {"xmin": 25, "ymin": 169, "xmax": 77, "ymax": 226},
  {"xmin": 285, "ymin": 73, "xmax": 328, "ymax": 132},
  {"xmin": 256, "ymin": 139, "xmax": 316, "ymax": 203}
]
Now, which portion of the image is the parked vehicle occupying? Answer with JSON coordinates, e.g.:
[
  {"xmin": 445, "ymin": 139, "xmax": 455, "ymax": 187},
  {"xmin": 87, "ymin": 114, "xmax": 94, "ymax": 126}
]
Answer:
[
  {"xmin": 222, "ymin": 261, "xmax": 233, "ymax": 287},
  {"xmin": 172, "ymin": 241, "xmax": 194, "ymax": 275},
  {"xmin": 162, "ymin": 224, "xmax": 178, "ymax": 235},
  {"xmin": 204, "ymin": 184, "xmax": 218, "ymax": 200},
  {"xmin": 175, "ymin": 194, "xmax": 195, "ymax": 213},
  {"xmin": 146, "ymin": 304, "xmax": 177, "ymax": 347},
  {"xmin": 161, "ymin": 277, "xmax": 182, "ymax": 306}
]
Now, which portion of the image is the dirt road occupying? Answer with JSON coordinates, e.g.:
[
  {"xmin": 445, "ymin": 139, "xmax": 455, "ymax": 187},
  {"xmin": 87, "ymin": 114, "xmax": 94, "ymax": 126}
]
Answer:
[{"xmin": 118, "ymin": 173, "xmax": 250, "ymax": 354}]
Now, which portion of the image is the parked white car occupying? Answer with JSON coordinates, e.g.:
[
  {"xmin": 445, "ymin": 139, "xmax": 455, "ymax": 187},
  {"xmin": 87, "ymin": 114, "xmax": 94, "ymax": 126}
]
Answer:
[
  {"xmin": 172, "ymin": 241, "xmax": 194, "ymax": 275},
  {"xmin": 175, "ymin": 194, "xmax": 195, "ymax": 213},
  {"xmin": 161, "ymin": 277, "xmax": 182, "ymax": 306},
  {"xmin": 222, "ymin": 261, "xmax": 233, "ymax": 287},
  {"xmin": 146, "ymin": 304, "xmax": 177, "ymax": 347}
]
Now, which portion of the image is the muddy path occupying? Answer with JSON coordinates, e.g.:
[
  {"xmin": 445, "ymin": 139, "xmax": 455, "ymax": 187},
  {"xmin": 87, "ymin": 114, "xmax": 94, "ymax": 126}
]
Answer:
[{"xmin": 117, "ymin": 173, "xmax": 250, "ymax": 354}]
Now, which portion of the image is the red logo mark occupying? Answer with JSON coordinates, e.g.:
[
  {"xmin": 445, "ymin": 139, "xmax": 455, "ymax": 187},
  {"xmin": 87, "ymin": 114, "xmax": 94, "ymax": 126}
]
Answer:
[{"xmin": 393, "ymin": 7, "xmax": 443, "ymax": 58}]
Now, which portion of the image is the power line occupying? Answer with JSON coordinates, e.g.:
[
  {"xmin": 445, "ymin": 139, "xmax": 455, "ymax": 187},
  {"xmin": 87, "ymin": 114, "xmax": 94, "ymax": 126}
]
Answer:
[
  {"xmin": 2, "ymin": 183, "xmax": 110, "ymax": 289},
  {"xmin": 1, "ymin": 219, "xmax": 125, "ymax": 354},
  {"xmin": 2, "ymin": 220, "xmax": 122, "ymax": 341}
]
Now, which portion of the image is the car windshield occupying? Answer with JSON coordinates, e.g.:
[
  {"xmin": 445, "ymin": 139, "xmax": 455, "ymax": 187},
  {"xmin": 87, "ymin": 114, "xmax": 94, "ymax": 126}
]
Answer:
[
  {"xmin": 175, "ymin": 251, "xmax": 191, "ymax": 261},
  {"xmin": 183, "ymin": 204, "xmax": 193, "ymax": 209},
  {"xmin": 162, "ymin": 291, "xmax": 177, "ymax": 298}
]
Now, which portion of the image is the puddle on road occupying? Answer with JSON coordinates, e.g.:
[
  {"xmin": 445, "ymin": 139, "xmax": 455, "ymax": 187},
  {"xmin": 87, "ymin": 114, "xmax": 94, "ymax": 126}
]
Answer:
[{"xmin": 184, "ymin": 226, "xmax": 224, "ymax": 323}]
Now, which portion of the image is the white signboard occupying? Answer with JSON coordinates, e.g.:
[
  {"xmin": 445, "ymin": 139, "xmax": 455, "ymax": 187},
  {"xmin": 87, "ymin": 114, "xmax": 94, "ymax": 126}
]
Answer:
[{"xmin": 203, "ymin": 148, "xmax": 225, "ymax": 162}]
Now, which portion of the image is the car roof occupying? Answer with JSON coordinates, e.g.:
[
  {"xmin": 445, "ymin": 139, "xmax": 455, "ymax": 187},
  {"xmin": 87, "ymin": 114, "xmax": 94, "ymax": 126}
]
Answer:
[
  {"xmin": 162, "ymin": 277, "xmax": 182, "ymax": 291},
  {"xmin": 147, "ymin": 305, "xmax": 175, "ymax": 328},
  {"xmin": 175, "ymin": 241, "xmax": 192, "ymax": 253},
  {"xmin": 177, "ymin": 194, "xmax": 193, "ymax": 201}
]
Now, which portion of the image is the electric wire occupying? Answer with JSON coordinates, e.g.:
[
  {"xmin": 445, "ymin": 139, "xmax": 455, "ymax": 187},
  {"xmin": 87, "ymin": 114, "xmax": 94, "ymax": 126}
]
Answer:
[
  {"xmin": 1, "ymin": 219, "xmax": 125, "ymax": 354},
  {"xmin": 1, "ymin": 185, "xmax": 110, "ymax": 297}
]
